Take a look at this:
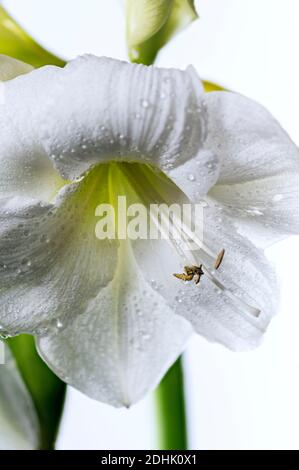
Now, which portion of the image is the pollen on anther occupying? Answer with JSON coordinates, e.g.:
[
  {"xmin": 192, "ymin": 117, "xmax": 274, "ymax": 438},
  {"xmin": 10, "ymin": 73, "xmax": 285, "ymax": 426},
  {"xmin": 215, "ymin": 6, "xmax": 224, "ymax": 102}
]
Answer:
[{"xmin": 215, "ymin": 249, "xmax": 225, "ymax": 270}]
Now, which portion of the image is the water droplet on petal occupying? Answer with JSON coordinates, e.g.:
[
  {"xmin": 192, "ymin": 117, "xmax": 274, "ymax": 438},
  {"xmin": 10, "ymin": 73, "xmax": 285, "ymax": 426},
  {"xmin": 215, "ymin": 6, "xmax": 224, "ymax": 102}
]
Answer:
[
  {"xmin": 188, "ymin": 174, "xmax": 195, "ymax": 182},
  {"xmin": 246, "ymin": 208, "xmax": 264, "ymax": 216},
  {"xmin": 272, "ymin": 194, "xmax": 284, "ymax": 202},
  {"xmin": 150, "ymin": 279, "xmax": 158, "ymax": 290},
  {"xmin": 141, "ymin": 99, "xmax": 150, "ymax": 109},
  {"xmin": 0, "ymin": 328, "xmax": 10, "ymax": 339},
  {"xmin": 56, "ymin": 319, "xmax": 64, "ymax": 329}
]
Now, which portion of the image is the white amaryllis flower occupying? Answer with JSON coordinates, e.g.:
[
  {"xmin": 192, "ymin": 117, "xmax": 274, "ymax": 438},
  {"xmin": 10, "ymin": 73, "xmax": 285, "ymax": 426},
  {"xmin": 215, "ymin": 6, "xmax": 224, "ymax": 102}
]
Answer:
[{"xmin": 0, "ymin": 54, "xmax": 299, "ymax": 407}]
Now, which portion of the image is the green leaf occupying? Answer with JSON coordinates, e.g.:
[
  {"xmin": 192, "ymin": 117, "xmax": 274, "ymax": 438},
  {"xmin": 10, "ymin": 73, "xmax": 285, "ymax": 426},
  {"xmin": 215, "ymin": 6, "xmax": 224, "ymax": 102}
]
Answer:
[
  {"xmin": 203, "ymin": 80, "xmax": 225, "ymax": 92},
  {"xmin": 0, "ymin": 5, "xmax": 65, "ymax": 67},
  {"xmin": 6, "ymin": 335, "xmax": 66, "ymax": 450},
  {"xmin": 128, "ymin": 0, "xmax": 198, "ymax": 65}
]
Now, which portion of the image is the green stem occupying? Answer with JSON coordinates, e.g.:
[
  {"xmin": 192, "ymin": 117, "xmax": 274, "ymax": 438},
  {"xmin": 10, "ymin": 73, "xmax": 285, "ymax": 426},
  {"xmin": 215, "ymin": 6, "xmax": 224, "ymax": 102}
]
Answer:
[{"xmin": 155, "ymin": 356, "xmax": 188, "ymax": 450}]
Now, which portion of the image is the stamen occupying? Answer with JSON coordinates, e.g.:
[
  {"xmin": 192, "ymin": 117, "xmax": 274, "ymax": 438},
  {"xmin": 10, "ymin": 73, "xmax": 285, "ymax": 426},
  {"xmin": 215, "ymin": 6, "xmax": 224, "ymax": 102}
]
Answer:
[
  {"xmin": 215, "ymin": 249, "xmax": 225, "ymax": 270},
  {"xmin": 173, "ymin": 272, "xmax": 194, "ymax": 282},
  {"xmin": 173, "ymin": 265, "xmax": 204, "ymax": 285},
  {"xmin": 201, "ymin": 265, "xmax": 261, "ymax": 318},
  {"xmin": 171, "ymin": 223, "xmax": 261, "ymax": 319}
]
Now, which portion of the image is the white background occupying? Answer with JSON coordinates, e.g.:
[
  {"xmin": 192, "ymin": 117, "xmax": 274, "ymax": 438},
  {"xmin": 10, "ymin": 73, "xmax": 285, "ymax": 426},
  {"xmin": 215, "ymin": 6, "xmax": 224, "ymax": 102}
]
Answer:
[{"xmin": 3, "ymin": 0, "xmax": 299, "ymax": 450}]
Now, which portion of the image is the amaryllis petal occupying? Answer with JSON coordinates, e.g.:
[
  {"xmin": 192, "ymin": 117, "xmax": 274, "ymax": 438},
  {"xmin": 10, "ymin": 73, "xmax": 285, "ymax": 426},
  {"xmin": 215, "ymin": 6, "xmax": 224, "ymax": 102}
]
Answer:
[
  {"xmin": 204, "ymin": 91, "xmax": 299, "ymax": 245},
  {"xmin": 204, "ymin": 91, "xmax": 299, "ymax": 184},
  {"xmin": 118, "ymin": 165, "xmax": 277, "ymax": 350},
  {"xmin": 167, "ymin": 150, "xmax": 219, "ymax": 200},
  {"xmin": 210, "ymin": 173, "xmax": 299, "ymax": 246},
  {"xmin": 38, "ymin": 243, "xmax": 192, "ymax": 407},
  {"xmin": 3, "ymin": 55, "xmax": 216, "ymax": 185},
  {"xmin": 131, "ymin": 202, "xmax": 278, "ymax": 351},
  {"xmin": 0, "ymin": 66, "xmax": 65, "ymax": 201},
  {"xmin": 0, "ymin": 55, "xmax": 63, "ymax": 202},
  {"xmin": 0, "ymin": 166, "xmax": 117, "ymax": 335},
  {"xmin": 173, "ymin": 204, "xmax": 278, "ymax": 350}
]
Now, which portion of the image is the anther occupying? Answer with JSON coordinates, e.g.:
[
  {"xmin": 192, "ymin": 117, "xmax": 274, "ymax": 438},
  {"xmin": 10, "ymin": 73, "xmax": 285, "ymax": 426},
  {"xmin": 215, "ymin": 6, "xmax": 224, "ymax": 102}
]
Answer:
[
  {"xmin": 173, "ymin": 265, "xmax": 204, "ymax": 285},
  {"xmin": 215, "ymin": 249, "xmax": 225, "ymax": 270}
]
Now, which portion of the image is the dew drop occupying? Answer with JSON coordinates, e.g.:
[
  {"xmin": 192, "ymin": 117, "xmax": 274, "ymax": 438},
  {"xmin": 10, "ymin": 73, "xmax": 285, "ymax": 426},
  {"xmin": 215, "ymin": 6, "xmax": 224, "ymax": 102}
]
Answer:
[
  {"xmin": 56, "ymin": 319, "xmax": 64, "ymax": 329},
  {"xmin": 150, "ymin": 279, "xmax": 158, "ymax": 290},
  {"xmin": 141, "ymin": 99, "xmax": 150, "ymax": 109},
  {"xmin": 131, "ymin": 49, "xmax": 139, "ymax": 60},
  {"xmin": 272, "ymin": 194, "xmax": 284, "ymax": 202},
  {"xmin": 0, "ymin": 329, "xmax": 10, "ymax": 340},
  {"xmin": 246, "ymin": 208, "xmax": 264, "ymax": 216},
  {"xmin": 188, "ymin": 174, "xmax": 195, "ymax": 182},
  {"xmin": 40, "ymin": 234, "xmax": 51, "ymax": 244}
]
